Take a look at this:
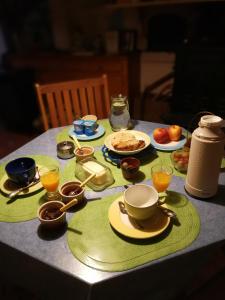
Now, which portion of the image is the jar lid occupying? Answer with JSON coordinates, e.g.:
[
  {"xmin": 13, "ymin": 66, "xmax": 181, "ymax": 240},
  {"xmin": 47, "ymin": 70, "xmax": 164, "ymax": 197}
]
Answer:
[{"xmin": 57, "ymin": 141, "xmax": 75, "ymax": 159}]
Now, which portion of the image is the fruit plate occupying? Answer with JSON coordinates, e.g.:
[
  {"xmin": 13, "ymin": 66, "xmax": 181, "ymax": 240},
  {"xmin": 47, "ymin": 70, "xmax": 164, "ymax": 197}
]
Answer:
[
  {"xmin": 104, "ymin": 130, "xmax": 151, "ymax": 155},
  {"xmin": 150, "ymin": 132, "xmax": 186, "ymax": 151}
]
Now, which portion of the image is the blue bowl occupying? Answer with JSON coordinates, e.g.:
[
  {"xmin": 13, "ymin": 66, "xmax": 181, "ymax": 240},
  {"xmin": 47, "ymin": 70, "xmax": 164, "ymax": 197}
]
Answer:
[{"xmin": 5, "ymin": 157, "xmax": 36, "ymax": 186}]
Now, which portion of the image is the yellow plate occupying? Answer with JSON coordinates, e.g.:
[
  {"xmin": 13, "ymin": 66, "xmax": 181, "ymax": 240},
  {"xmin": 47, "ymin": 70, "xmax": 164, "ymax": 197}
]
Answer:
[
  {"xmin": 104, "ymin": 130, "xmax": 151, "ymax": 155},
  {"xmin": 108, "ymin": 196, "xmax": 170, "ymax": 239},
  {"xmin": 0, "ymin": 165, "xmax": 43, "ymax": 196}
]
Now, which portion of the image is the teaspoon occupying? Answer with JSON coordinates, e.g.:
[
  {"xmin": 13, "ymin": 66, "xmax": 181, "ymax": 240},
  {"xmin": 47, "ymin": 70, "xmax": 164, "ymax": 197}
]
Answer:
[{"xmin": 8, "ymin": 168, "xmax": 40, "ymax": 199}]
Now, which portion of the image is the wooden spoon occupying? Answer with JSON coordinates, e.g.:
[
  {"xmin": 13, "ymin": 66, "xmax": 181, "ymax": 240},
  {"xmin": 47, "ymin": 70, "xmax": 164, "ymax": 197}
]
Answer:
[
  {"xmin": 60, "ymin": 198, "xmax": 78, "ymax": 213},
  {"xmin": 69, "ymin": 134, "xmax": 82, "ymax": 149},
  {"xmin": 79, "ymin": 173, "xmax": 96, "ymax": 188}
]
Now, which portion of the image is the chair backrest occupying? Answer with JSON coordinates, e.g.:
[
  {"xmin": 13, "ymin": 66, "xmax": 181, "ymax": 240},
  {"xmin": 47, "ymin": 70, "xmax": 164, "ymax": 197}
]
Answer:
[{"xmin": 35, "ymin": 74, "xmax": 110, "ymax": 131}]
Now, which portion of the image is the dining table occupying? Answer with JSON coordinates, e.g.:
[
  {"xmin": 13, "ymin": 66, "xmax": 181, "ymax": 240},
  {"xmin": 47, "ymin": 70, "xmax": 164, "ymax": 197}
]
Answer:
[{"xmin": 0, "ymin": 119, "xmax": 225, "ymax": 300}]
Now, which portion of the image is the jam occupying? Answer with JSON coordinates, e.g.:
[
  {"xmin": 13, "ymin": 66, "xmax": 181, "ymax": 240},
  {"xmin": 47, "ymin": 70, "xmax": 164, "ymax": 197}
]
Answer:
[
  {"xmin": 41, "ymin": 207, "xmax": 62, "ymax": 220},
  {"xmin": 62, "ymin": 184, "xmax": 82, "ymax": 196},
  {"xmin": 76, "ymin": 147, "xmax": 92, "ymax": 156}
]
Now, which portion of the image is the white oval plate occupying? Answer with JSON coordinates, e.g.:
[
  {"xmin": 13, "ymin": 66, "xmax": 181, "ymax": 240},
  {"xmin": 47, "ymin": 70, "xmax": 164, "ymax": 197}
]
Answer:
[{"xmin": 104, "ymin": 130, "xmax": 151, "ymax": 155}]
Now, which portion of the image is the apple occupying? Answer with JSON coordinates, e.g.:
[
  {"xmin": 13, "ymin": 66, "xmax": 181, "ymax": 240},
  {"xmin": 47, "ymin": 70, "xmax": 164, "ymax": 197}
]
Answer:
[
  {"xmin": 167, "ymin": 125, "xmax": 182, "ymax": 141},
  {"xmin": 153, "ymin": 128, "xmax": 170, "ymax": 144}
]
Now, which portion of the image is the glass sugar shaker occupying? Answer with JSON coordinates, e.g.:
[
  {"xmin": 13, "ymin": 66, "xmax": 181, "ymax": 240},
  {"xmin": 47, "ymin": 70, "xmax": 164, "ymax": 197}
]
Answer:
[{"xmin": 109, "ymin": 94, "xmax": 130, "ymax": 131}]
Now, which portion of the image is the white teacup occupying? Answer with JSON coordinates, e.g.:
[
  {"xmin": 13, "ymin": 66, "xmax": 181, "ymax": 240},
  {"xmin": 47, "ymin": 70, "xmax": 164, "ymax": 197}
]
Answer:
[{"xmin": 124, "ymin": 184, "xmax": 159, "ymax": 220}]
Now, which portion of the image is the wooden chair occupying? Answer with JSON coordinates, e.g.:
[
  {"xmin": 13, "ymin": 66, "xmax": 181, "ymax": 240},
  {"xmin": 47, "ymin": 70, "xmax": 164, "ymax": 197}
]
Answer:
[{"xmin": 35, "ymin": 74, "xmax": 110, "ymax": 131}]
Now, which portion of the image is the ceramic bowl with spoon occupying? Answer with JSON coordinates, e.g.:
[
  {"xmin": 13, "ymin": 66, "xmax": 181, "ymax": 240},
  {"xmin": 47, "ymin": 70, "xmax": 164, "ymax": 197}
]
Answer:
[
  {"xmin": 69, "ymin": 133, "xmax": 94, "ymax": 161},
  {"xmin": 59, "ymin": 173, "xmax": 96, "ymax": 204},
  {"xmin": 38, "ymin": 199, "xmax": 78, "ymax": 228}
]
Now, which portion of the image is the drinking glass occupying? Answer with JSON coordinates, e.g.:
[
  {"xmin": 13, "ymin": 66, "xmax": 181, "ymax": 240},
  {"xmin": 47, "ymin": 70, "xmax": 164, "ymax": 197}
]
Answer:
[
  {"xmin": 151, "ymin": 164, "xmax": 173, "ymax": 193},
  {"xmin": 39, "ymin": 165, "xmax": 61, "ymax": 201}
]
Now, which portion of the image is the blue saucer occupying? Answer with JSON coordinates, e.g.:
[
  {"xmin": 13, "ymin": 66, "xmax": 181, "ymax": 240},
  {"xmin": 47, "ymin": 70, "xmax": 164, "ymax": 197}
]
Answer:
[
  {"xmin": 68, "ymin": 124, "xmax": 105, "ymax": 141},
  {"xmin": 102, "ymin": 145, "xmax": 155, "ymax": 167}
]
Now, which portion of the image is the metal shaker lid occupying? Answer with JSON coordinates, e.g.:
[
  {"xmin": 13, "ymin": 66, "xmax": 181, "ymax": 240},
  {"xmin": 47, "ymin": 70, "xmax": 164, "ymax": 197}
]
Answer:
[{"xmin": 57, "ymin": 141, "xmax": 75, "ymax": 159}]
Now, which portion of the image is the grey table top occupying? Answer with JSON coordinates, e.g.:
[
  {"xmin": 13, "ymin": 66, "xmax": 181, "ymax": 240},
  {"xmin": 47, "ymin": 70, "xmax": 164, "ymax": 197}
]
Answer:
[{"xmin": 0, "ymin": 120, "xmax": 225, "ymax": 300}]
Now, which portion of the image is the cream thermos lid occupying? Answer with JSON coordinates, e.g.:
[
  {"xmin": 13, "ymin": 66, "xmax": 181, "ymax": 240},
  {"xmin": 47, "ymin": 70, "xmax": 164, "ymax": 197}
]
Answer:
[
  {"xmin": 199, "ymin": 115, "xmax": 224, "ymax": 127},
  {"xmin": 196, "ymin": 115, "xmax": 225, "ymax": 141}
]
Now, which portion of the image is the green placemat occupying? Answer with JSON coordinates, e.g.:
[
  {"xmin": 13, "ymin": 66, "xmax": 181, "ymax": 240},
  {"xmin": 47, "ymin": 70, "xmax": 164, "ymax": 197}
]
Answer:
[
  {"xmin": 0, "ymin": 155, "xmax": 59, "ymax": 222},
  {"xmin": 67, "ymin": 191, "xmax": 200, "ymax": 272},
  {"xmin": 56, "ymin": 119, "xmax": 113, "ymax": 147}
]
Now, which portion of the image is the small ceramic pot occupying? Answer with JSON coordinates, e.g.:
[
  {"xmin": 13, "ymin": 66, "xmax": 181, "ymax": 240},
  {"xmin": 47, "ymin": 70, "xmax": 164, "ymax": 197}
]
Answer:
[
  {"xmin": 38, "ymin": 201, "xmax": 66, "ymax": 228},
  {"xmin": 74, "ymin": 146, "xmax": 94, "ymax": 161},
  {"xmin": 83, "ymin": 121, "xmax": 97, "ymax": 136},
  {"xmin": 73, "ymin": 120, "xmax": 84, "ymax": 135},
  {"xmin": 59, "ymin": 181, "xmax": 85, "ymax": 204},
  {"xmin": 120, "ymin": 157, "xmax": 140, "ymax": 180}
]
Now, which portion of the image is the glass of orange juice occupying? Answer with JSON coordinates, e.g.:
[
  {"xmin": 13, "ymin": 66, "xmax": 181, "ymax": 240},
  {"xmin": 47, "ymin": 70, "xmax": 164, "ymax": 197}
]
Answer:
[
  {"xmin": 39, "ymin": 165, "xmax": 61, "ymax": 201},
  {"xmin": 151, "ymin": 164, "xmax": 173, "ymax": 193}
]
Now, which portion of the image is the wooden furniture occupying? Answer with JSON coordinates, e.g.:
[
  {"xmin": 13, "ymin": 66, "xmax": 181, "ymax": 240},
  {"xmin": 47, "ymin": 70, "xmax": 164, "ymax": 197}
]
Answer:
[
  {"xmin": 5, "ymin": 53, "xmax": 140, "ymax": 117},
  {"xmin": 106, "ymin": 0, "xmax": 225, "ymax": 9},
  {"xmin": 35, "ymin": 74, "xmax": 110, "ymax": 131},
  {"xmin": 141, "ymin": 46, "xmax": 225, "ymax": 127}
]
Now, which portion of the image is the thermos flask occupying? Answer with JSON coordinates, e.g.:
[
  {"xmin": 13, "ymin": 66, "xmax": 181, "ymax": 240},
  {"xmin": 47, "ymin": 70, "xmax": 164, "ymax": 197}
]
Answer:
[{"xmin": 185, "ymin": 115, "xmax": 225, "ymax": 198}]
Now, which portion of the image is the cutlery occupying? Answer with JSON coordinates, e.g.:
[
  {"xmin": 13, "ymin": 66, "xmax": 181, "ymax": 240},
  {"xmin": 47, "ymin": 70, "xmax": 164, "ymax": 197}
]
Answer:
[
  {"xmin": 69, "ymin": 134, "xmax": 82, "ymax": 149},
  {"xmin": 79, "ymin": 173, "xmax": 96, "ymax": 188},
  {"xmin": 8, "ymin": 168, "xmax": 40, "ymax": 199},
  {"xmin": 118, "ymin": 201, "xmax": 144, "ymax": 230},
  {"xmin": 157, "ymin": 203, "xmax": 178, "ymax": 220},
  {"xmin": 60, "ymin": 199, "xmax": 78, "ymax": 212}
]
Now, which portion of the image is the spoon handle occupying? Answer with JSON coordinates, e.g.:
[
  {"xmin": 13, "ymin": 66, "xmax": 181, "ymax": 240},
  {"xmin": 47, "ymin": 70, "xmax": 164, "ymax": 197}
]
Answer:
[
  {"xmin": 8, "ymin": 179, "xmax": 40, "ymax": 199},
  {"xmin": 8, "ymin": 187, "xmax": 25, "ymax": 199},
  {"xmin": 60, "ymin": 199, "xmax": 78, "ymax": 212},
  {"xmin": 69, "ymin": 135, "xmax": 81, "ymax": 149},
  {"xmin": 80, "ymin": 173, "xmax": 96, "ymax": 188}
]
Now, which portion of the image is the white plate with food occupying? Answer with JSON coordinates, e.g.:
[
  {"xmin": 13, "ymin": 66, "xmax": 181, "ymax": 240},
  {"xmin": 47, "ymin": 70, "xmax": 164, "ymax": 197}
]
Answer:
[{"xmin": 104, "ymin": 130, "xmax": 151, "ymax": 155}]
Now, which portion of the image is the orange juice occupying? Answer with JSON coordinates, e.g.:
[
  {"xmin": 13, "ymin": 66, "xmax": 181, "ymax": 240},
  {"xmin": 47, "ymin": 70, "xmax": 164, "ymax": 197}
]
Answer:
[
  {"xmin": 152, "ymin": 171, "xmax": 171, "ymax": 192},
  {"xmin": 40, "ymin": 171, "xmax": 59, "ymax": 192}
]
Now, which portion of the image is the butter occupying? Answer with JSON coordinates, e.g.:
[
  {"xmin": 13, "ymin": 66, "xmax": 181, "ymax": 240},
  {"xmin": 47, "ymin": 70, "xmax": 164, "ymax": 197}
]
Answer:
[{"xmin": 82, "ymin": 161, "xmax": 107, "ymax": 185}]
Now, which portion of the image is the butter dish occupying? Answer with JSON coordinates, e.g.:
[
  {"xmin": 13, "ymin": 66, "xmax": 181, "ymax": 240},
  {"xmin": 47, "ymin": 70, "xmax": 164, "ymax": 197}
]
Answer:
[{"xmin": 75, "ymin": 157, "xmax": 114, "ymax": 191}]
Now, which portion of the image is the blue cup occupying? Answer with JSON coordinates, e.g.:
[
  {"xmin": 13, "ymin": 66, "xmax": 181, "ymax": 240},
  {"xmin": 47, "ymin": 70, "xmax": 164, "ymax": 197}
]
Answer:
[
  {"xmin": 73, "ymin": 120, "xmax": 84, "ymax": 135},
  {"xmin": 5, "ymin": 157, "xmax": 36, "ymax": 186},
  {"xmin": 84, "ymin": 121, "xmax": 97, "ymax": 136}
]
